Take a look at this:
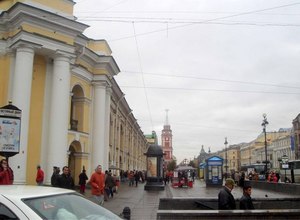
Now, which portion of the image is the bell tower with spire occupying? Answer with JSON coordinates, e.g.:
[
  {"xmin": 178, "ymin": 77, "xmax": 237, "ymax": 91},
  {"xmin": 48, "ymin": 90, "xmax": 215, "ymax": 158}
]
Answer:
[{"xmin": 161, "ymin": 109, "xmax": 173, "ymax": 168}]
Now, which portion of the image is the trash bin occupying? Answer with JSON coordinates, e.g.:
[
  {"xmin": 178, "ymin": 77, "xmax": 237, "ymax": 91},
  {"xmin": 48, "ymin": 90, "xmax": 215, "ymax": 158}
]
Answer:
[{"xmin": 122, "ymin": 207, "xmax": 131, "ymax": 220}]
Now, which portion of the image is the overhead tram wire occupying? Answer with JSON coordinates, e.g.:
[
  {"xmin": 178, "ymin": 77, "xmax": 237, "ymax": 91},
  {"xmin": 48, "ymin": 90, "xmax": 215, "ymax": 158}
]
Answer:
[
  {"xmin": 75, "ymin": 9, "xmax": 300, "ymax": 16},
  {"xmin": 137, "ymin": 119, "xmax": 258, "ymax": 133},
  {"xmin": 94, "ymin": 2, "xmax": 300, "ymax": 42},
  {"xmin": 132, "ymin": 22, "xmax": 154, "ymax": 130},
  {"xmin": 86, "ymin": 0, "xmax": 129, "ymax": 18},
  {"xmin": 121, "ymin": 71, "xmax": 300, "ymax": 90},
  {"xmin": 75, "ymin": 13, "xmax": 300, "ymax": 26},
  {"xmin": 119, "ymin": 85, "xmax": 300, "ymax": 95}
]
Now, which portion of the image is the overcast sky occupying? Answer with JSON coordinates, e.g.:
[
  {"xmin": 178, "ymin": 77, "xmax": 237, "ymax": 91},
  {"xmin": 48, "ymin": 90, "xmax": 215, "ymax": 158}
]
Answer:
[{"xmin": 74, "ymin": 0, "xmax": 300, "ymax": 163}]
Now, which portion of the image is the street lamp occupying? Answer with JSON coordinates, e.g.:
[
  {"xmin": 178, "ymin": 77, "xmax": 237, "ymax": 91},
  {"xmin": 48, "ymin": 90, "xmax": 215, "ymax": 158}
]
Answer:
[
  {"xmin": 224, "ymin": 137, "xmax": 228, "ymax": 178},
  {"xmin": 281, "ymin": 154, "xmax": 289, "ymax": 182},
  {"xmin": 261, "ymin": 113, "xmax": 269, "ymax": 180}
]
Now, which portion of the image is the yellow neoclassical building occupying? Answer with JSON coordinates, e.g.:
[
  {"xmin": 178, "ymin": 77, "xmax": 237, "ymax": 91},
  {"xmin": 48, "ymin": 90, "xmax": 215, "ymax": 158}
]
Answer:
[{"xmin": 0, "ymin": 0, "xmax": 147, "ymax": 185}]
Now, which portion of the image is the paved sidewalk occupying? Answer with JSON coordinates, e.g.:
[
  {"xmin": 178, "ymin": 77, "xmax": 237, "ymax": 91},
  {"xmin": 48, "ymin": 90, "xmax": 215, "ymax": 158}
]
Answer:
[
  {"xmin": 83, "ymin": 179, "xmax": 299, "ymax": 220},
  {"xmin": 84, "ymin": 181, "xmax": 168, "ymax": 220}
]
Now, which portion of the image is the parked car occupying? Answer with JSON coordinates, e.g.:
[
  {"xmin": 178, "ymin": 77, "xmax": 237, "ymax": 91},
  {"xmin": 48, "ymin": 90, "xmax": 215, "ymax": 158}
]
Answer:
[{"xmin": 0, "ymin": 185, "xmax": 122, "ymax": 219}]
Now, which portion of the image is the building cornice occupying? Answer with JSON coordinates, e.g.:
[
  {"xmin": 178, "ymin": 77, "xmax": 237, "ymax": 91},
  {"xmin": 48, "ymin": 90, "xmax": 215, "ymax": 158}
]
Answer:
[{"xmin": 0, "ymin": 2, "xmax": 88, "ymax": 35}]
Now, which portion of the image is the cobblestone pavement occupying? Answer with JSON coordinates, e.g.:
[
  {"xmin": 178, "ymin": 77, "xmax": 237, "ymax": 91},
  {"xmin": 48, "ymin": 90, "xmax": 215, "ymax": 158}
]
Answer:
[{"xmin": 82, "ymin": 179, "xmax": 299, "ymax": 220}]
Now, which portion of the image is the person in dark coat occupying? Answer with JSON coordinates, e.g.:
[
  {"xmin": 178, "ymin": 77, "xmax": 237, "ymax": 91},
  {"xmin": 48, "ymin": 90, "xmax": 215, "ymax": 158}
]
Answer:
[
  {"xmin": 239, "ymin": 185, "xmax": 254, "ymax": 209},
  {"xmin": 134, "ymin": 171, "xmax": 140, "ymax": 187},
  {"xmin": 239, "ymin": 172, "xmax": 245, "ymax": 187},
  {"xmin": 57, "ymin": 166, "xmax": 74, "ymax": 189},
  {"xmin": 218, "ymin": 178, "xmax": 236, "ymax": 210},
  {"xmin": 105, "ymin": 172, "xmax": 116, "ymax": 198},
  {"xmin": 79, "ymin": 169, "xmax": 88, "ymax": 194},
  {"xmin": 51, "ymin": 166, "xmax": 60, "ymax": 187}
]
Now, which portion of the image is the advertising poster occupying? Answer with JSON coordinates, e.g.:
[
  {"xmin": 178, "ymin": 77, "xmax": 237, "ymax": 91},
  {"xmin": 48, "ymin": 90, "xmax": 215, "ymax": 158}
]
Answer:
[
  {"xmin": 147, "ymin": 157, "xmax": 157, "ymax": 177},
  {"xmin": 0, "ymin": 118, "xmax": 21, "ymax": 153}
]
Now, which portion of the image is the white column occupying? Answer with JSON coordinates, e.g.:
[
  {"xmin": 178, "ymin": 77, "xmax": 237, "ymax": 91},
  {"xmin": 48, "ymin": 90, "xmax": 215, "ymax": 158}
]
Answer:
[
  {"xmin": 92, "ymin": 82, "xmax": 108, "ymax": 171},
  {"xmin": 10, "ymin": 46, "xmax": 34, "ymax": 184},
  {"xmin": 104, "ymin": 87, "xmax": 111, "ymax": 170},
  {"xmin": 47, "ymin": 54, "xmax": 71, "ymax": 181},
  {"xmin": 117, "ymin": 116, "xmax": 121, "ymax": 169}
]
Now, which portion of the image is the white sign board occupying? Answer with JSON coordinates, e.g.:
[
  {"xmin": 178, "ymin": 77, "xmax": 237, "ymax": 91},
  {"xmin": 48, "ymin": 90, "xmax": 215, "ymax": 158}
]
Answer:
[
  {"xmin": 282, "ymin": 164, "xmax": 289, "ymax": 169},
  {"xmin": 0, "ymin": 118, "xmax": 21, "ymax": 153}
]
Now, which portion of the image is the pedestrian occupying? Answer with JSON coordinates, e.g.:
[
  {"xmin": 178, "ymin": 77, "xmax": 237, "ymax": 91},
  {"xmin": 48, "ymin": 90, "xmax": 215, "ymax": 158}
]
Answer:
[
  {"xmin": 36, "ymin": 165, "xmax": 44, "ymax": 186},
  {"xmin": 240, "ymin": 185, "xmax": 254, "ymax": 209},
  {"xmin": 57, "ymin": 166, "xmax": 74, "ymax": 189},
  {"xmin": 105, "ymin": 172, "xmax": 115, "ymax": 198},
  {"xmin": 128, "ymin": 170, "xmax": 134, "ymax": 186},
  {"xmin": 78, "ymin": 169, "xmax": 88, "ymax": 194},
  {"xmin": 0, "ymin": 159, "xmax": 14, "ymax": 185},
  {"xmin": 191, "ymin": 170, "xmax": 195, "ymax": 182},
  {"xmin": 90, "ymin": 165, "xmax": 106, "ymax": 206},
  {"xmin": 51, "ymin": 166, "xmax": 60, "ymax": 187},
  {"xmin": 234, "ymin": 172, "xmax": 240, "ymax": 185},
  {"xmin": 239, "ymin": 172, "xmax": 245, "ymax": 187},
  {"xmin": 134, "ymin": 170, "xmax": 140, "ymax": 187},
  {"xmin": 218, "ymin": 178, "xmax": 236, "ymax": 210}
]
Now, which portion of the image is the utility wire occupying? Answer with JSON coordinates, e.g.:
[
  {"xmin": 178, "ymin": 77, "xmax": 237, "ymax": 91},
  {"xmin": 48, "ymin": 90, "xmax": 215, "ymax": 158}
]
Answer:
[
  {"xmin": 138, "ymin": 119, "xmax": 259, "ymax": 133},
  {"xmin": 76, "ymin": 10, "xmax": 300, "ymax": 16},
  {"xmin": 121, "ymin": 70, "xmax": 300, "ymax": 90},
  {"xmin": 119, "ymin": 85, "xmax": 300, "ymax": 95},
  {"xmin": 132, "ymin": 22, "xmax": 154, "ymax": 130},
  {"xmin": 96, "ymin": 2, "xmax": 300, "ymax": 42},
  {"xmin": 87, "ymin": 0, "xmax": 129, "ymax": 17},
  {"xmin": 76, "ymin": 17, "xmax": 300, "ymax": 27}
]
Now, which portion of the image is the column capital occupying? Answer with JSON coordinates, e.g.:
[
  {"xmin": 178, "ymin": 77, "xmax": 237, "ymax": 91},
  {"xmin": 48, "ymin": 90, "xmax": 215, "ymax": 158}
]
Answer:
[
  {"xmin": 10, "ymin": 40, "xmax": 41, "ymax": 52},
  {"xmin": 54, "ymin": 50, "xmax": 75, "ymax": 62},
  {"xmin": 92, "ymin": 80, "xmax": 111, "ymax": 89}
]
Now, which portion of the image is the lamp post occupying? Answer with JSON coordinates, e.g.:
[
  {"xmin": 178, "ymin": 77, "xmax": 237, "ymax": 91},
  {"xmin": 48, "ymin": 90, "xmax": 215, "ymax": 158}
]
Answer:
[
  {"xmin": 224, "ymin": 137, "xmax": 228, "ymax": 178},
  {"xmin": 261, "ymin": 113, "xmax": 269, "ymax": 180},
  {"xmin": 281, "ymin": 154, "xmax": 289, "ymax": 182}
]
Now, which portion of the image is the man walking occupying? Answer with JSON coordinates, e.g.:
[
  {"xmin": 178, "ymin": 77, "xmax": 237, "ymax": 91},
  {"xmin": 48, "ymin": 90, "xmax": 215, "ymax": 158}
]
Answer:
[
  {"xmin": 90, "ymin": 165, "xmax": 106, "ymax": 206},
  {"xmin": 57, "ymin": 166, "xmax": 74, "ymax": 189},
  {"xmin": 240, "ymin": 185, "xmax": 255, "ymax": 209},
  {"xmin": 218, "ymin": 178, "xmax": 236, "ymax": 210}
]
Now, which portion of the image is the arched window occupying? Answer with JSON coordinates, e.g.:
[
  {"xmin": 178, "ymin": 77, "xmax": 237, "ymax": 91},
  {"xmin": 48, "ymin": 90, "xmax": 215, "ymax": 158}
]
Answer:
[{"xmin": 70, "ymin": 85, "xmax": 84, "ymax": 132}]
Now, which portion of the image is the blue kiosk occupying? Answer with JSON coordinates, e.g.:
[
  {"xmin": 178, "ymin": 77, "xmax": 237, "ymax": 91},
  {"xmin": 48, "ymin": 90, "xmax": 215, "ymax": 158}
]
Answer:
[{"xmin": 205, "ymin": 156, "xmax": 223, "ymax": 186}]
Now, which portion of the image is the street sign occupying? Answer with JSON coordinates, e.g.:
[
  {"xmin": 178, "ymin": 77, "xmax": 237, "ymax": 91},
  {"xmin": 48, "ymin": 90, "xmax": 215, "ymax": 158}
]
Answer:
[{"xmin": 282, "ymin": 164, "xmax": 289, "ymax": 169}]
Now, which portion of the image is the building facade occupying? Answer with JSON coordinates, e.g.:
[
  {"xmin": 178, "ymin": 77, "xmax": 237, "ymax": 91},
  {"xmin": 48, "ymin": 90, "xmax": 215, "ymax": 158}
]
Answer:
[
  {"xmin": 293, "ymin": 114, "xmax": 300, "ymax": 159},
  {"xmin": 0, "ymin": 0, "xmax": 147, "ymax": 185},
  {"xmin": 217, "ymin": 145, "xmax": 240, "ymax": 173}
]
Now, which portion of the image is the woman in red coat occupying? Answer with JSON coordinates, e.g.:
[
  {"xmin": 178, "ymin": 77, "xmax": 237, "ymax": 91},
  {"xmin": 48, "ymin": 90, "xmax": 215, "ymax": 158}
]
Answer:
[{"xmin": 0, "ymin": 159, "xmax": 14, "ymax": 185}]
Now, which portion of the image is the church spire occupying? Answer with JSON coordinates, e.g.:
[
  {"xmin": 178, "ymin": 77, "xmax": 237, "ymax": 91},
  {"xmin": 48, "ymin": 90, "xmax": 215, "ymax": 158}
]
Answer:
[{"xmin": 165, "ymin": 109, "xmax": 169, "ymax": 125}]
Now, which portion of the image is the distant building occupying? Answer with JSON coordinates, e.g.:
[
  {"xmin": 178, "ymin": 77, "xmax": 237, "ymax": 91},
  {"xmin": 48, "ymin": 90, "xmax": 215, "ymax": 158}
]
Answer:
[
  {"xmin": 197, "ymin": 145, "xmax": 210, "ymax": 165},
  {"xmin": 161, "ymin": 110, "xmax": 173, "ymax": 169},
  {"xmin": 240, "ymin": 129, "xmax": 291, "ymax": 167},
  {"xmin": 292, "ymin": 114, "xmax": 300, "ymax": 159},
  {"xmin": 218, "ymin": 144, "xmax": 241, "ymax": 173}
]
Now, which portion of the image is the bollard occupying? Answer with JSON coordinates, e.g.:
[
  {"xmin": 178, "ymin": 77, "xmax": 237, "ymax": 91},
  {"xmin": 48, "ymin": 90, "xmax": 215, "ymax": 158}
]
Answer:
[{"xmin": 122, "ymin": 206, "xmax": 131, "ymax": 220}]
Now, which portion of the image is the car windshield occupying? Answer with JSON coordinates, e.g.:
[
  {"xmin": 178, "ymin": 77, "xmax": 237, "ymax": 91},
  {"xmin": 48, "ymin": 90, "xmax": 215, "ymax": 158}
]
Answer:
[{"xmin": 22, "ymin": 193, "xmax": 121, "ymax": 220}]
